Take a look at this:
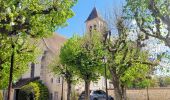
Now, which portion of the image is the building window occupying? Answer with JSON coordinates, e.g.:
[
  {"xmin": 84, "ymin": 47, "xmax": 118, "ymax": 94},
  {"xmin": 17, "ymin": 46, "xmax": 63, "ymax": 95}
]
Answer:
[
  {"xmin": 30, "ymin": 62, "xmax": 35, "ymax": 78},
  {"xmin": 56, "ymin": 77, "xmax": 61, "ymax": 84}
]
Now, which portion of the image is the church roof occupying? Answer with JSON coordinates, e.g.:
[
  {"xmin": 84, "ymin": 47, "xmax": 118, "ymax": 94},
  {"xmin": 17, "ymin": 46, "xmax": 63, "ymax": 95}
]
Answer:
[
  {"xmin": 85, "ymin": 7, "xmax": 100, "ymax": 22},
  {"xmin": 42, "ymin": 33, "xmax": 67, "ymax": 53}
]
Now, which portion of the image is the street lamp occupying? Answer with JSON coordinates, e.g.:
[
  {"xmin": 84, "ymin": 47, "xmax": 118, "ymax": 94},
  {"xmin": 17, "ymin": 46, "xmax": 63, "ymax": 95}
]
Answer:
[
  {"xmin": 102, "ymin": 56, "xmax": 108, "ymax": 100},
  {"xmin": 61, "ymin": 75, "xmax": 64, "ymax": 100}
]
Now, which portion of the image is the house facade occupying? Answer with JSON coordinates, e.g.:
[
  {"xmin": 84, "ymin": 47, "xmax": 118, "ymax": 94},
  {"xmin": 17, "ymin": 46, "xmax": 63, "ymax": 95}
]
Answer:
[{"xmin": 10, "ymin": 34, "xmax": 67, "ymax": 100}]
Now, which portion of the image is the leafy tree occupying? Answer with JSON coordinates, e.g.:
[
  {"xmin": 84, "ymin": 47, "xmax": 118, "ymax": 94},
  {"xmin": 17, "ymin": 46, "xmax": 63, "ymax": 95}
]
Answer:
[
  {"xmin": 103, "ymin": 17, "xmax": 157, "ymax": 100},
  {"xmin": 157, "ymin": 76, "xmax": 170, "ymax": 87},
  {"xmin": 62, "ymin": 33, "xmax": 104, "ymax": 100},
  {"xmin": 51, "ymin": 35, "xmax": 80, "ymax": 100},
  {"xmin": 0, "ymin": 0, "xmax": 77, "ymax": 99},
  {"xmin": 125, "ymin": 0, "xmax": 170, "ymax": 47},
  {"xmin": 164, "ymin": 77, "xmax": 170, "ymax": 86},
  {"xmin": 0, "ymin": 35, "xmax": 39, "ymax": 89}
]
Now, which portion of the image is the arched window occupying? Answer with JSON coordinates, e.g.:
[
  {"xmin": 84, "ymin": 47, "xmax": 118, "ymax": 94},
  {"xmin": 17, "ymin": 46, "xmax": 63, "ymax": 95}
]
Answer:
[{"xmin": 89, "ymin": 26, "xmax": 92, "ymax": 32}]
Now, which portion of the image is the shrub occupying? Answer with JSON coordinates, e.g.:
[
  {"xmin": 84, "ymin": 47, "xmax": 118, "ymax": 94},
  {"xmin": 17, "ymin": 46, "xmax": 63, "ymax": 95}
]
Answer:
[{"xmin": 18, "ymin": 81, "xmax": 49, "ymax": 100}]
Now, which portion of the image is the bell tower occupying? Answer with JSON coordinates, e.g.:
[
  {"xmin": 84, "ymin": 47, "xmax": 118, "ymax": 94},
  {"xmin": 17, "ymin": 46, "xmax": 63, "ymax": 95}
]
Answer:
[{"xmin": 85, "ymin": 7, "xmax": 106, "ymax": 33}]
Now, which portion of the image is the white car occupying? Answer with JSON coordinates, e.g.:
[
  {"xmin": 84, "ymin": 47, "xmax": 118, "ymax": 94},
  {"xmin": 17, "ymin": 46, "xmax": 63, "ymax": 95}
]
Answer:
[{"xmin": 78, "ymin": 90, "xmax": 114, "ymax": 100}]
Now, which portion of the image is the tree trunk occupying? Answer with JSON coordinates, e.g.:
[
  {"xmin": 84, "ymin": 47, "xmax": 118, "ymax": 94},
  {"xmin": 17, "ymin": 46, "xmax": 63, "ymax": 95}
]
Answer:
[
  {"xmin": 121, "ymin": 85, "xmax": 127, "ymax": 100},
  {"xmin": 146, "ymin": 86, "xmax": 149, "ymax": 100},
  {"xmin": 67, "ymin": 80, "xmax": 72, "ymax": 100},
  {"xmin": 85, "ymin": 80, "xmax": 90, "ymax": 100},
  {"xmin": 7, "ymin": 44, "xmax": 15, "ymax": 100},
  {"xmin": 112, "ymin": 77, "xmax": 127, "ymax": 100},
  {"xmin": 114, "ymin": 83, "xmax": 122, "ymax": 100}
]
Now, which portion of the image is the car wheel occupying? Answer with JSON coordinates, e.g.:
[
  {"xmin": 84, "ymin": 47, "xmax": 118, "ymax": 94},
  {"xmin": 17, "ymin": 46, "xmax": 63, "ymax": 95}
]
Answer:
[
  {"xmin": 93, "ymin": 98, "xmax": 98, "ymax": 100},
  {"xmin": 110, "ymin": 98, "xmax": 114, "ymax": 100}
]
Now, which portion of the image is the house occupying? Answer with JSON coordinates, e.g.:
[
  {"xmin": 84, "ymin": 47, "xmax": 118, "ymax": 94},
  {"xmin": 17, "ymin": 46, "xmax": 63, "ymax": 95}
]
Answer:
[{"xmin": 10, "ymin": 33, "xmax": 67, "ymax": 100}]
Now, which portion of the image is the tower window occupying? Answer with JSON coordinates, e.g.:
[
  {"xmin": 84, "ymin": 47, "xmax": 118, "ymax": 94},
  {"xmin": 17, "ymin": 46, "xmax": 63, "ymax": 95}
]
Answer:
[{"xmin": 89, "ymin": 26, "xmax": 92, "ymax": 32}]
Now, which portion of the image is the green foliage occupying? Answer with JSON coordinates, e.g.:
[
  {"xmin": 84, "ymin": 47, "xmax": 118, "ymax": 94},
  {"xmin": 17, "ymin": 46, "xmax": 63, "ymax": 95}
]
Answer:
[
  {"xmin": 0, "ymin": 91, "xmax": 3, "ymax": 100},
  {"xmin": 164, "ymin": 77, "xmax": 170, "ymax": 86},
  {"xmin": 0, "ymin": 35, "xmax": 40, "ymax": 89},
  {"xmin": 103, "ymin": 19, "xmax": 158, "ymax": 98},
  {"xmin": 71, "ymin": 90, "xmax": 79, "ymax": 100},
  {"xmin": 69, "ymin": 33, "xmax": 104, "ymax": 82},
  {"xmin": 0, "ymin": 0, "xmax": 77, "ymax": 89},
  {"xmin": 58, "ymin": 32, "xmax": 105, "ymax": 82},
  {"xmin": 23, "ymin": 82, "xmax": 40, "ymax": 100},
  {"xmin": 105, "ymin": 39, "xmax": 152, "ymax": 88},
  {"xmin": 52, "ymin": 35, "xmax": 81, "ymax": 83},
  {"xmin": 19, "ymin": 81, "xmax": 49, "ymax": 100},
  {"xmin": 0, "ymin": 0, "xmax": 77, "ymax": 37},
  {"xmin": 157, "ymin": 76, "xmax": 170, "ymax": 87},
  {"xmin": 124, "ymin": 0, "xmax": 170, "ymax": 47}
]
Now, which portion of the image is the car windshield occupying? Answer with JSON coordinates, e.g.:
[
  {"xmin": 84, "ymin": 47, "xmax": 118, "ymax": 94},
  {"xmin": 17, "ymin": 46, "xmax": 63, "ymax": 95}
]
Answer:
[{"xmin": 93, "ymin": 90, "xmax": 106, "ymax": 95}]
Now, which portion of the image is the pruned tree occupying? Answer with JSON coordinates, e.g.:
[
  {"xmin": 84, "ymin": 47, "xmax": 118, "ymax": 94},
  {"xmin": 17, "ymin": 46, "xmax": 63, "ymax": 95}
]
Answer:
[
  {"xmin": 125, "ymin": 0, "xmax": 170, "ymax": 47},
  {"xmin": 103, "ymin": 17, "xmax": 157, "ymax": 100},
  {"xmin": 61, "ymin": 33, "xmax": 105, "ymax": 100},
  {"xmin": 0, "ymin": 0, "xmax": 77, "ymax": 99}
]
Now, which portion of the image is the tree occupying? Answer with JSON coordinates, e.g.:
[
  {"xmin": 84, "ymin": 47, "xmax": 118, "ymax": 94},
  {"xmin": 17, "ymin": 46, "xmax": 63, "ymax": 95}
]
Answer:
[
  {"xmin": 125, "ymin": 0, "xmax": 170, "ymax": 47},
  {"xmin": 0, "ymin": 0, "xmax": 77, "ymax": 99},
  {"xmin": 0, "ymin": 35, "xmax": 39, "ymax": 89},
  {"xmin": 164, "ymin": 77, "xmax": 170, "ymax": 86},
  {"xmin": 103, "ymin": 17, "xmax": 157, "ymax": 100},
  {"xmin": 51, "ymin": 35, "xmax": 80, "ymax": 100},
  {"xmin": 62, "ymin": 33, "xmax": 104, "ymax": 100}
]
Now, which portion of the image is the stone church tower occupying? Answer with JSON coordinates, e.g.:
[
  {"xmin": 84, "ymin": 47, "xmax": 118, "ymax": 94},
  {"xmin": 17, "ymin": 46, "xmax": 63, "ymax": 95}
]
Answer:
[{"xmin": 85, "ymin": 7, "xmax": 106, "ymax": 33}]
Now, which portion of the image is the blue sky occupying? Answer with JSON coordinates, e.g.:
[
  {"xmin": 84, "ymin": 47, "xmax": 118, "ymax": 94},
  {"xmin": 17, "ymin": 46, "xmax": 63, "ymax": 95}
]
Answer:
[{"xmin": 56, "ymin": 0, "xmax": 125, "ymax": 38}]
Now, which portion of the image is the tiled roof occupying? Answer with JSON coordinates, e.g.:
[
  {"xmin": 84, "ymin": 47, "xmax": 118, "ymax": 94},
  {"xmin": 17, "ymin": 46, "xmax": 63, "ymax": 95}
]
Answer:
[
  {"xmin": 13, "ymin": 77, "xmax": 40, "ymax": 89},
  {"xmin": 85, "ymin": 7, "xmax": 100, "ymax": 22}
]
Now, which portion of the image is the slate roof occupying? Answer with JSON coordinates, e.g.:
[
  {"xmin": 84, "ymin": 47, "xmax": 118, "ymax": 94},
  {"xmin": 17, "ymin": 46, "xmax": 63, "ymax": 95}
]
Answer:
[
  {"xmin": 86, "ymin": 7, "xmax": 100, "ymax": 22},
  {"xmin": 13, "ymin": 77, "xmax": 40, "ymax": 89}
]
